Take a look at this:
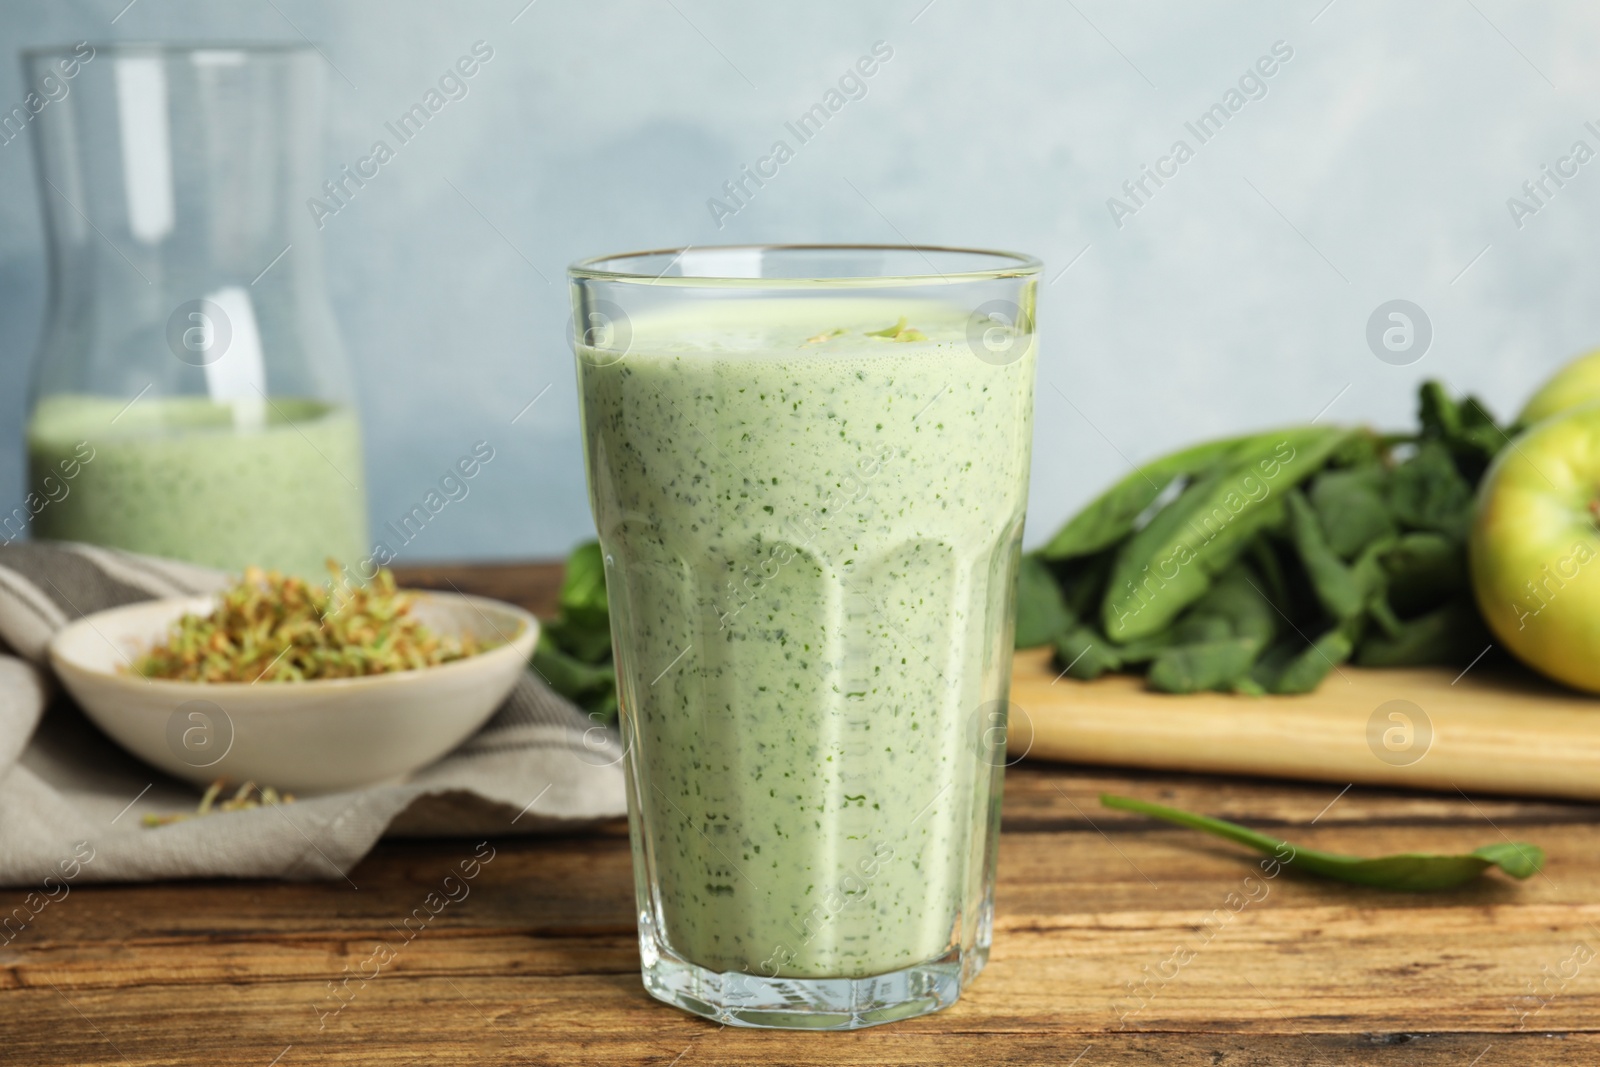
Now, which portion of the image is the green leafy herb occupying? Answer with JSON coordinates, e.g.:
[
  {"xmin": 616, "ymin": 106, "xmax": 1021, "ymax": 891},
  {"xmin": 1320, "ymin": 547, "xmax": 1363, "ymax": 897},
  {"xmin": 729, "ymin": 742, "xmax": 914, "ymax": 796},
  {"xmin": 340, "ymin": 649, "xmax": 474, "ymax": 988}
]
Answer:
[
  {"xmin": 1146, "ymin": 637, "xmax": 1259, "ymax": 693},
  {"xmin": 1041, "ymin": 431, "xmax": 1297, "ymax": 562},
  {"xmin": 1133, "ymin": 564, "xmax": 1276, "ymax": 693},
  {"xmin": 1386, "ymin": 439, "xmax": 1475, "ymax": 537},
  {"xmin": 1286, "ymin": 489, "xmax": 1365, "ymax": 622},
  {"xmin": 1418, "ymin": 380, "xmax": 1509, "ymax": 482},
  {"xmin": 557, "ymin": 542, "xmax": 609, "ymax": 631},
  {"xmin": 1100, "ymin": 426, "xmax": 1355, "ymax": 642},
  {"xmin": 1014, "ymin": 556, "xmax": 1075, "ymax": 648},
  {"xmin": 1355, "ymin": 596, "xmax": 1485, "ymax": 667},
  {"xmin": 1101, "ymin": 794, "xmax": 1544, "ymax": 890},
  {"xmin": 1053, "ymin": 625, "xmax": 1121, "ymax": 680},
  {"xmin": 532, "ymin": 541, "xmax": 618, "ymax": 724},
  {"xmin": 1019, "ymin": 382, "xmax": 1513, "ymax": 695},
  {"xmin": 1379, "ymin": 532, "xmax": 1467, "ymax": 615},
  {"xmin": 1309, "ymin": 464, "xmax": 1395, "ymax": 559},
  {"xmin": 1255, "ymin": 627, "xmax": 1353, "ymax": 694}
]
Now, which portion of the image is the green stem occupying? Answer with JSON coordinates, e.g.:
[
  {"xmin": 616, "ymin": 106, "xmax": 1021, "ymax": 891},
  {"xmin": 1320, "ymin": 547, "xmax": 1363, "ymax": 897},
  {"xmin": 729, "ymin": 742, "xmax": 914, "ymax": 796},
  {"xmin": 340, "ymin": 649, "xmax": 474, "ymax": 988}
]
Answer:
[{"xmin": 1101, "ymin": 793, "xmax": 1543, "ymax": 891}]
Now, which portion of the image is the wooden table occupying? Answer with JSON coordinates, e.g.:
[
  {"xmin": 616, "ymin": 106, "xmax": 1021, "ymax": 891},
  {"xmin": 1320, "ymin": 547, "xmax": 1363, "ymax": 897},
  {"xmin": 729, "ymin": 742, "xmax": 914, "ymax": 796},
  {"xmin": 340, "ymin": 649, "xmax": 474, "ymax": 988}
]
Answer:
[{"xmin": 5, "ymin": 562, "xmax": 1598, "ymax": 1065}]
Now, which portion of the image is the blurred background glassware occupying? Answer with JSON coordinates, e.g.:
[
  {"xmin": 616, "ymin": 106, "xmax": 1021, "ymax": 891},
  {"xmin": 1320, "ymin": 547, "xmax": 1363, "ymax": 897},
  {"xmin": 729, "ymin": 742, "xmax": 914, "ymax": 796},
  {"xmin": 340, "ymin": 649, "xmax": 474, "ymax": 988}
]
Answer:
[{"xmin": 22, "ymin": 42, "xmax": 368, "ymax": 576}]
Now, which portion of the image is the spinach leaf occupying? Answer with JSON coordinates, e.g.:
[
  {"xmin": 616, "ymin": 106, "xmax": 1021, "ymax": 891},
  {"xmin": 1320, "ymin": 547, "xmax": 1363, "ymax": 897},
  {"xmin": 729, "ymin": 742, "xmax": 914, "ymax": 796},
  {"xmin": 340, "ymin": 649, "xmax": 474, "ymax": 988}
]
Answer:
[
  {"xmin": 1387, "ymin": 440, "xmax": 1474, "ymax": 537},
  {"xmin": 1418, "ymin": 380, "xmax": 1508, "ymax": 480},
  {"xmin": 1101, "ymin": 427, "xmax": 1353, "ymax": 642},
  {"xmin": 1101, "ymin": 794, "xmax": 1543, "ymax": 890},
  {"xmin": 1380, "ymin": 532, "xmax": 1466, "ymax": 616},
  {"xmin": 542, "ymin": 614, "xmax": 613, "ymax": 664},
  {"xmin": 1354, "ymin": 597, "xmax": 1487, "ymax": 667},
  {"xmin": 1246, "ymin": 536, "xmax": 1291, "ymax": 613},
  {"xmin": 531, "ymin": 633, "xmax": 615, "ymax": 699},
  {"xmin": 1015, "ymin": 554, "xmax": 1075, "ymax": 649},
  {"xmin": 1286, "ymin": 490, "xmax": 1365, "ymax": 622},
  {"xmin": 1023, "ymin": 382, "xmax": 1506, "ymax": 699},
  {"xmin": 1056, "ymin": 550, "xmax": 1115, "ymax": 619},
  {"xmin": 535, "ymin": 540, "xmax": 618, "ymax": 724},
  {"xmin": 1309, "ymin": 464, "xmax": 1395, "ymax": 559},
  {"xmin": 1110, "ymin": 632, "xmax": 1177, "ymax": 665},
  {"xmin": 1189, "ymin": 563, "xmax": 1278, "ymax": 648},
  {"xmin": 1039, "ymin": 431, "xmax": 1310, "ymax": 562},
  {"xmin": 1053, "ymin": 626, "xmax": 1122, "ymax": 680},
  {"xmin": 558, "ymin": 540, "xmax": 610, "ymax": 630},
  {"xmin": 1147, "ymin": 637, "xmax": 1260, "ymax": 693},
  {"xmin": 1142, "ymin": 564, "xmax": 1278, "ymax": 693},
  {"xmin": 1257, "ymin": 627, "xmax": 1354, "ymax": 694}
]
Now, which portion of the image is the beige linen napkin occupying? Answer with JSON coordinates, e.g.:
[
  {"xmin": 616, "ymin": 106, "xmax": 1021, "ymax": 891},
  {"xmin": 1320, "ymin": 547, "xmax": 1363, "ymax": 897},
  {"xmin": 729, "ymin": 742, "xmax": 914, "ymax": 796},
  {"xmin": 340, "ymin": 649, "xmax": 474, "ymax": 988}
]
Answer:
[{"xmin": 0, "ymin": 542, "xmax": 625, "ymax": 887}]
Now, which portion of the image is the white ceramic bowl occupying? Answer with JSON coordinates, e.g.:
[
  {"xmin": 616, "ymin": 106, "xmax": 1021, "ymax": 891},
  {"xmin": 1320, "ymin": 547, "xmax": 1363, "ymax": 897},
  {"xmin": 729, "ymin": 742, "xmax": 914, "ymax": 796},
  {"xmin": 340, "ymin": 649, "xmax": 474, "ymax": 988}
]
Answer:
[{"xmin": 49, "ymin": 591, "xmax": 538, "ymax": 794}]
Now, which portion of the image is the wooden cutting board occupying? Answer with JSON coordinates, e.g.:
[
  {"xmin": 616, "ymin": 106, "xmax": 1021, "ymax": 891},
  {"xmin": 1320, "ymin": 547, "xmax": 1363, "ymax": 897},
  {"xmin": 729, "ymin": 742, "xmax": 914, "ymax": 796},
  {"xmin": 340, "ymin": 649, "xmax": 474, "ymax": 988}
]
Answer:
[{"xmin": 1007, "ymin": 648, "xmax": 1600, "ymax": 801}]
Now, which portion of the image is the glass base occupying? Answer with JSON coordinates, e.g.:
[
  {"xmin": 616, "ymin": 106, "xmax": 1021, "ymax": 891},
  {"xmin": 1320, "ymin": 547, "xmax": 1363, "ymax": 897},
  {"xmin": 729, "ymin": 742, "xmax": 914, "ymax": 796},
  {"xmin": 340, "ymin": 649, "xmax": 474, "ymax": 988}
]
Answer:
[{"xmin": 638, "ymin": 912, "xmax": 989, "ymax": 1030}]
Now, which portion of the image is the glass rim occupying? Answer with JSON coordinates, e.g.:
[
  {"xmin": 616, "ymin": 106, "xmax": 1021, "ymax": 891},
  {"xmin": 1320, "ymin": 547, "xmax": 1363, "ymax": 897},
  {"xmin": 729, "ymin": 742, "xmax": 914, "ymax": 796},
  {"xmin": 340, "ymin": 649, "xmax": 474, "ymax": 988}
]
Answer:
[
  {"xmin": 22, "ymin": 41, "xmax": 315, "ymax": 60},
  {"xmin": 568, "ymin": 244, "xmax": 1043, "ymax": 289}
]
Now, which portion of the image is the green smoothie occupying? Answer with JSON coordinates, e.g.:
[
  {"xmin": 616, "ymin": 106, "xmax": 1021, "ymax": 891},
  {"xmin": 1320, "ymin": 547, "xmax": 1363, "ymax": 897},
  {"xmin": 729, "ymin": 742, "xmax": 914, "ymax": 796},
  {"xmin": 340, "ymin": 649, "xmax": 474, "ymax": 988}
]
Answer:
[
  {"xmin": 27, "ymin": 394, "xmax": 369, "ymax": 577},
  {"xmin": 579, "ymin": 298, "xmax": 1035, "ymax": 980}
]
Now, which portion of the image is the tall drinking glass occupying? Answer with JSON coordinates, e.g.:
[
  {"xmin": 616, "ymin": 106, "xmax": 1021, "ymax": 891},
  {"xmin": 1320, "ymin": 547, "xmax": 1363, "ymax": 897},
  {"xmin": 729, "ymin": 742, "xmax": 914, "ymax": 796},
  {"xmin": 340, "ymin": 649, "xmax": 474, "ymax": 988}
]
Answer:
[{"xmin": 570, "ymin": 245, "xmax": 1039, "ymax": 1029}]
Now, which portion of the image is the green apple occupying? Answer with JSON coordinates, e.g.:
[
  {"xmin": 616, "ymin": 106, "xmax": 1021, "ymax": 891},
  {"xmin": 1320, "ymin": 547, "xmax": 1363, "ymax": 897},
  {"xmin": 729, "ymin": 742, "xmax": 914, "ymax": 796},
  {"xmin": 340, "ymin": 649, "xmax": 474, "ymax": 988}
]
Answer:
[
  {"xmin": 1520, "ymin": 346, "xmax": 1600, "ymax": 424},
  {"xmin": 1470, "ymin": 405, "xmax": 1600, "ymax": 692}
]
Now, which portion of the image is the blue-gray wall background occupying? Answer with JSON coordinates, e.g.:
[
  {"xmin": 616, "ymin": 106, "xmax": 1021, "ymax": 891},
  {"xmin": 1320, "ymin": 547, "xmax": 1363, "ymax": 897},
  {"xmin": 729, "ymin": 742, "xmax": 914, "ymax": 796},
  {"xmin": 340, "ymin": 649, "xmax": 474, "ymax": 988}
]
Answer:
[{"xmin": 3, "ymin": 1, "xmax": 1596, "ymax": 561}]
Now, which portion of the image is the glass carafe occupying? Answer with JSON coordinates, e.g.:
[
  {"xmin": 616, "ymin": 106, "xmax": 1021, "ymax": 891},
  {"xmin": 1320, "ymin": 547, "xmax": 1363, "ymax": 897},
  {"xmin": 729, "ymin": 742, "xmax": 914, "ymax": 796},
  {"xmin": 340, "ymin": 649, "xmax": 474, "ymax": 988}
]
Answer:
[{"xmin": 22, "ymin": 43, "xmax": 368, "ymax": 577}]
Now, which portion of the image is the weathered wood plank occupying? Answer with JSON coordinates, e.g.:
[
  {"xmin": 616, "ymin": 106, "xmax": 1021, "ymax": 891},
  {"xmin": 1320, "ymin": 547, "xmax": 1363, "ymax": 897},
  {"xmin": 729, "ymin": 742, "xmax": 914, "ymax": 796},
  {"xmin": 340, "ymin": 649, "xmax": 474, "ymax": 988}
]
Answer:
[
  {"xmin": 393, "ymin": 561, "xmax": 564, "ymax": 617},
  {"xmin": 8, "ymin": 781, "xmax": 1594, "ymax": 954},
  {"xmin": 6, "ymin": 1021, "xmax": 1591, "ymax": 1067},
  {"xmin": 2, "ymin": 564, "xmax": 1592, "ymax": 1065},
  {"xmin": 9, "ymin": 817, "xmax": 1597, "ymax": 1048},
  {"xmin": 7, "ymin": 912, "xmax": 1598, "ymax": 1066},
  {"xmin": 1001, "ymin": 763, "xmax": 1596, "ymax": 829},
  {"xmin": 11, "ymin": 903, "xmax": 1600, "ymax": 1031},
  {"xmin": 1011, "ymin": 640, "xmax": 1600, "ymax": 802}
]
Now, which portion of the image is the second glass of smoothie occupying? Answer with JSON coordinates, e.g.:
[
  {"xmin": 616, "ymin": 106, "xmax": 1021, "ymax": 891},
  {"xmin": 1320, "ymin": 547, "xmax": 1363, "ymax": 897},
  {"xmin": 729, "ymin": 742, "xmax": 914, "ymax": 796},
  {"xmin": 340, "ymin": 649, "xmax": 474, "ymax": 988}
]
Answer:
[{"xmin": 571, "ymin": 245, "xmax": 1039, "ymax": 1029}]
